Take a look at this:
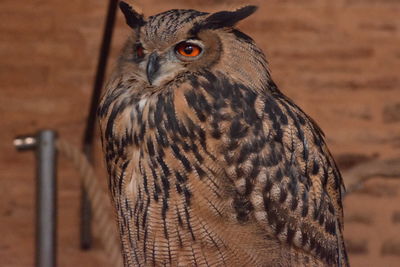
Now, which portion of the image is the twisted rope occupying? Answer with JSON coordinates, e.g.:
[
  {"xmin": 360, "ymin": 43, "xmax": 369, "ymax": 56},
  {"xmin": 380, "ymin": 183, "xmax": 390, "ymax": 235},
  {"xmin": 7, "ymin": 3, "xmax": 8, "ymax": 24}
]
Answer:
[
  {"xmin": 56, "ymin": 138, "xmax": 122, "ymax": 267},
  {"xmin": 343, "ymin": 158, "xmax": 400, "ymax": 195}
]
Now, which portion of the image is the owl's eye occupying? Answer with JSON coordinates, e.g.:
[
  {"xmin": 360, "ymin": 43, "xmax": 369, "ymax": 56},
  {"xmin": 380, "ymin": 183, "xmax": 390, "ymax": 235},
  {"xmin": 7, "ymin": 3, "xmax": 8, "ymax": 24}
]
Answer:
[
  {"xmin": 175, "ymin": 42, "xmax": 202, "ymax": 58},
  {"xmin": 135, "ymin": 44, "xmax": 145, "ymax": 59}
]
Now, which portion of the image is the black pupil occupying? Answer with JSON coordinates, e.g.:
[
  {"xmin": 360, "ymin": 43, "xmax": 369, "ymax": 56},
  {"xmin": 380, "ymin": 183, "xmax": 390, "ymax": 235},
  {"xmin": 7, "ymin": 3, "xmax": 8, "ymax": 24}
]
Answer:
[{"xmin": 183, "ymin": 45, "xmax": 193, "ymax": 54}]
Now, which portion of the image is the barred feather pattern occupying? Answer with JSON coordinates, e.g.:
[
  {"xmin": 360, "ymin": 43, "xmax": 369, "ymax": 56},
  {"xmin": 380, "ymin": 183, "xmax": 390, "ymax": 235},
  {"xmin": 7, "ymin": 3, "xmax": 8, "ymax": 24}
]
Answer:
[{"xmin": 98, "ymin": 69, "xmax": 348, "ymax": 266}]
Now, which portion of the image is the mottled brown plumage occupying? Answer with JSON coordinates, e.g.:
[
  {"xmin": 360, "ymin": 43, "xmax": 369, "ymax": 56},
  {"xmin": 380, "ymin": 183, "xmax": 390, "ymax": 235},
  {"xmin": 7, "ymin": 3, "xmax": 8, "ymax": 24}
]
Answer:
[{"xmin": 98, "ymin": 2, "xmax": 349, "ymax": 266}]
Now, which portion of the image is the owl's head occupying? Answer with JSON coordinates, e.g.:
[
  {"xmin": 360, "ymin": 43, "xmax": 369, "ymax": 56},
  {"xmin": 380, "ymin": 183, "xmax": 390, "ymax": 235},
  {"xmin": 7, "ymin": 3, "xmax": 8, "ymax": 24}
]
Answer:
[{"xmin": 117, "ymin": 1, "xmax": 269, "ymax": 89}]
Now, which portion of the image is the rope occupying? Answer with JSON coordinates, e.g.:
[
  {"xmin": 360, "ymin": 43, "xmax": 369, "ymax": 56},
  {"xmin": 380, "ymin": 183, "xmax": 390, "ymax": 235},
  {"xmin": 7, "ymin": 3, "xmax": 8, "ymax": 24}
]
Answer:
[
  {"xmin": 56, "ymin": 138, "xmax": 123, "ymax": 267},
  {"xmin": 343, "ymin": 158, "xmax": 400, "ymax": 195}
]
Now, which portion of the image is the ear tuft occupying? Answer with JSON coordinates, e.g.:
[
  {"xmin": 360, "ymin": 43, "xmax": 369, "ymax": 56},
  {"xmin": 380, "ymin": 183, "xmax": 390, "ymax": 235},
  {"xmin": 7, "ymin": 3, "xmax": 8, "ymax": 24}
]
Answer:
[
  {"xmin": 203, "ymin": 5, "xmax": 257, "ymax": 30},
  {"xmin": 119, "ymin": 1, "xmax": 145, "ymax": 29}
]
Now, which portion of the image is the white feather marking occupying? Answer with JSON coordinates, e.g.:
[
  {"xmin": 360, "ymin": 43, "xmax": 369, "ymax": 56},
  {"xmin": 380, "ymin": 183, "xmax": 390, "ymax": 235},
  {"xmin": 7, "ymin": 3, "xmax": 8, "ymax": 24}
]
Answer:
[{"xmin": 138, "ymin": 98, "xmax": 148, "ymax": 111}]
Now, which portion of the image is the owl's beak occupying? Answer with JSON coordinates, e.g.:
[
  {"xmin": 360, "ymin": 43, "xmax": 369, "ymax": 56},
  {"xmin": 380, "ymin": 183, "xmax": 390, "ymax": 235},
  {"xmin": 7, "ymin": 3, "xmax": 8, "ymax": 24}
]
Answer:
[{"xmin": 146, "ymin": 52, "xmax": 160, "ymax": 85}]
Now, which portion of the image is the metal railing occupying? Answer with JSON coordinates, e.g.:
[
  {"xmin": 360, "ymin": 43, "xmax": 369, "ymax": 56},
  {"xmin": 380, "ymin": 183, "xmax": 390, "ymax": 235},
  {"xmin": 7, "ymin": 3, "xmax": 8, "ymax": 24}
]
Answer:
[
  {"xmin": 15, "ymin": 131, "xmax": 58, "ymax": 267},
  {"xmin": 14, "ymin": 130, "xmax": 123, "ymax": 267}
]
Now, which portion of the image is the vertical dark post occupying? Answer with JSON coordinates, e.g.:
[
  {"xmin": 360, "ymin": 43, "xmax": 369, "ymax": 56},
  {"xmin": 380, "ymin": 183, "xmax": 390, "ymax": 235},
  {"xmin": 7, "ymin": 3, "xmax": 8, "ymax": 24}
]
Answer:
[
  {"xmin": 36, "ymin": 130, "xmax": 57, "ymax": 267},
  {"xmin": 81, "ymin": 0, "xmax": 118, "ymax": 249}
]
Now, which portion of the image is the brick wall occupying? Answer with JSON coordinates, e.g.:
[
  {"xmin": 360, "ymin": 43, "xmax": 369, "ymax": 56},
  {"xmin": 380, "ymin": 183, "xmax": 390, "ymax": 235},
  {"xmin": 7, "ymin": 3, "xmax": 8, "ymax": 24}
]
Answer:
[{"xmin": 0, "ymin": 0, "xmax": 399, "ymax": 266}]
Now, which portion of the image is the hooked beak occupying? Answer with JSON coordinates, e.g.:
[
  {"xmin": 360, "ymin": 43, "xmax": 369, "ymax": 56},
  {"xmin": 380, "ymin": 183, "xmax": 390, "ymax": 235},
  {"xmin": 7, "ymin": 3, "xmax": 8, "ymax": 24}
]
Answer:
[{"xmin": 146, "ymin": 52, "xmax": 160, "ymax": 85}]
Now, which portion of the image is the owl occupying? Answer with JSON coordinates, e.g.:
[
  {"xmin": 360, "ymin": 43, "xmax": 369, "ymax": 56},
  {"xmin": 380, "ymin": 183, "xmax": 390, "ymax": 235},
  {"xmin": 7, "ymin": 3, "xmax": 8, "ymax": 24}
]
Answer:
[{"xmin": 98, "ymin": 2, "xmax": 349, "ymax": 266}]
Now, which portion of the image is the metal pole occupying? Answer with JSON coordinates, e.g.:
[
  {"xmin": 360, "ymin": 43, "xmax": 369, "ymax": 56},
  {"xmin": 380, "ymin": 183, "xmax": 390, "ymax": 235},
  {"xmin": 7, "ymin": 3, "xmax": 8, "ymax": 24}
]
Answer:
[
  {"xmin": 36, "ymin": 130, "xmax": 57, "ymax": 267},
  {"xmin": 80, "ymin": 0, "xmax": 118, "ymax": 250},
  {"xmin": 14, "ymin": 130, "xmax": 58, "ymax": 267}
]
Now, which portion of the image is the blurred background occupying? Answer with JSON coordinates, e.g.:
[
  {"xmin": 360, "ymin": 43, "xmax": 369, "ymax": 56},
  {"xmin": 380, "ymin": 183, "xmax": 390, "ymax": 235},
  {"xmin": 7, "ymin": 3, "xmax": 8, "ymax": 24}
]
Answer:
[{"xmin": 1, "ymin": 0, "xmax": 399, "ymax": 266}]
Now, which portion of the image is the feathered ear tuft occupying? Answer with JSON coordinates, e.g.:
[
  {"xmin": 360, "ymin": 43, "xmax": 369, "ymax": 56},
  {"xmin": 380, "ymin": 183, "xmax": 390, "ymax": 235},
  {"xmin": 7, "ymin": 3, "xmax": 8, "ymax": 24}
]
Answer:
[
  {"xmin": 119, "ymin": 1, "xmax": 145, "ymax": 29},
  {"xmin": 203, "ymin": 6, "xmax": 257, "ymax": 30}
]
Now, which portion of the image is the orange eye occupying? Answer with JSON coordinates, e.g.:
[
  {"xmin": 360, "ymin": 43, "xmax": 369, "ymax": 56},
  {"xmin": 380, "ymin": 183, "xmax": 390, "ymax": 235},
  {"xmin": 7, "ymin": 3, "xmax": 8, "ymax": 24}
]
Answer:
[{"xmin": 176, "ymin": 42, "xmax": 202, "ymax": 57}]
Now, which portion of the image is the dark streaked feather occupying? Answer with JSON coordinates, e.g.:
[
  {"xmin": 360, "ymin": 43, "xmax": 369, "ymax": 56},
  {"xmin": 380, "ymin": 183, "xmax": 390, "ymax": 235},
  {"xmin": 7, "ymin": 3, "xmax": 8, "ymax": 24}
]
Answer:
[
  {"xmin": 119, "ymin": 1, "xmax": 145, "ymax": 29},
  {"xmin": 191, "ymin": 6, "xmax": 258, "ymax": 34}
]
